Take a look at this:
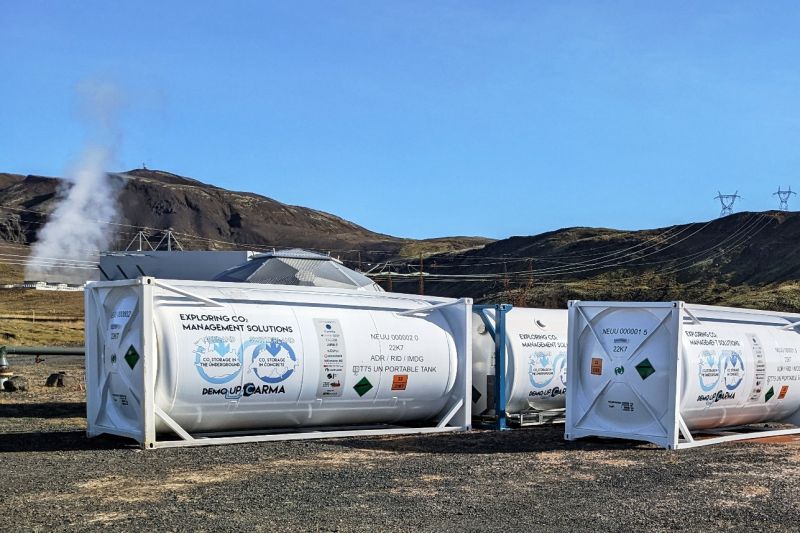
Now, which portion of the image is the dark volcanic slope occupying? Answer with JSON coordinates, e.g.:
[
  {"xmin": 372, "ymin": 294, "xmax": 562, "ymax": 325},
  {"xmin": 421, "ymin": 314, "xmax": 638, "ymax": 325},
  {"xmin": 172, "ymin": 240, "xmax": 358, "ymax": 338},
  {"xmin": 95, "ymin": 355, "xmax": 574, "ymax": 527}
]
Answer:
[
  {"xmin": 383, "ymin": 211, "xmax": 800, "ymax": 312},
  {"xmin": 118, "ymin": 169, "xmax": 402, "ymax": 256},
  {"xmin": 0, "ymin": 169, "xmax": 490, "ymax": 261},
  {"xmin": 0, "ymin": 173, "xmax": 24, "ymax": 189}
]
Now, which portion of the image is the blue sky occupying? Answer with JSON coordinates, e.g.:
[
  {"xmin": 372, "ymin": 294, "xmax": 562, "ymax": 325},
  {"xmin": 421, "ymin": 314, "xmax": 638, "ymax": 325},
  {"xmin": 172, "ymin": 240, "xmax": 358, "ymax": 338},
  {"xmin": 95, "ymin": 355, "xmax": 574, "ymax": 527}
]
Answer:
[{"xmin": 2, "ymin": 1, "xmax": 799, "ymax": 239}]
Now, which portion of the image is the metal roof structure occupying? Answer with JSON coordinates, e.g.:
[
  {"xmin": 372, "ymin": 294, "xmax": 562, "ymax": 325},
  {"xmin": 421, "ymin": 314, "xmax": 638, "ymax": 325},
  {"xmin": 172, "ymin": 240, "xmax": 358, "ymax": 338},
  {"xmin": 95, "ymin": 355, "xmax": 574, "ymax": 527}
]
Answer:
[{"xmin": 213, "ymin": 248, "xmax": 384, "ymax": 292}]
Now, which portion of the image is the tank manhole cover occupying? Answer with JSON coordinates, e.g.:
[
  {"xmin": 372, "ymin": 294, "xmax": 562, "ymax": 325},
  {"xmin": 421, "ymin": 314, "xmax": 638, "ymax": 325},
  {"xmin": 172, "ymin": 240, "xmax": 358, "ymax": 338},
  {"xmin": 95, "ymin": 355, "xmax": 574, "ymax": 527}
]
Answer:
[{"xmin": 353, "ymin": 376, "xmax": 373, "ymax": 397}]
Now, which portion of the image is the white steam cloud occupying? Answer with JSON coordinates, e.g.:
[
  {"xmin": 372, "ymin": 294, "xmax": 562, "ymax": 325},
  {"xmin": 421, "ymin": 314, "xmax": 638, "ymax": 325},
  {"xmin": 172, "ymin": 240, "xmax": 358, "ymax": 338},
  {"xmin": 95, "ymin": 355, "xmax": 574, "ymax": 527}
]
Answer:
[{"xmin": 25, "ymin": 81, "xmax": 127, "ymax": 284}]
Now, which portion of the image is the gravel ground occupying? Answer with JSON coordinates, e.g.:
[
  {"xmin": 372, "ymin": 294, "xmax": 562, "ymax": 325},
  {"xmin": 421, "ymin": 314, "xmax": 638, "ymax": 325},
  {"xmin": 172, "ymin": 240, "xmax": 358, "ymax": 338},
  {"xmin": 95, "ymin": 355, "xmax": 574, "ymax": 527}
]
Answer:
[{"xmin": 2, "ymin": 357, "xmax": 800, "ymax": 532}]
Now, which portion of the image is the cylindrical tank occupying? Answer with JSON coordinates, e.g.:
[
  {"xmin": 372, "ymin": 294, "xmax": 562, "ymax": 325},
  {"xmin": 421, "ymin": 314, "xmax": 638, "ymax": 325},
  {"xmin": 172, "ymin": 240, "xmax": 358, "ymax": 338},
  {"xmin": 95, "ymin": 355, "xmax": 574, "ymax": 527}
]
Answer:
[
  {"xmin": 94, "ymin": 282, "xmax": 465, "ymax": 433},
  {"xmin": 472, "ymin": 307, "xmax": 568, "ymax": 416},
  {"xmin": 567, "ymin": 302, "xmax": 800, "ymax": 446},
  {"xmin": 680, "ymin": 307, "xmax": 800, "ymax": 429}
]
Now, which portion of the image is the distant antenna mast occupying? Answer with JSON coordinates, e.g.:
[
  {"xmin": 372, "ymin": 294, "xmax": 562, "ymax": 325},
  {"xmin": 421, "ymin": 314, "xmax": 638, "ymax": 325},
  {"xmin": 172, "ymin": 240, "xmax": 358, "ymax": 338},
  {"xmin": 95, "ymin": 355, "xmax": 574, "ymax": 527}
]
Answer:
[
  {"xmin": 773, "ymin": 186, "xmax": 796, "ymax": 211},
  {"xmin": 125, "ymin": 231, "xmax": 155, "ymax": 252},
  {"xmin": 714, "ymin": 191, "xmax": 741, "ymax": 217},
  {"xmin": 155, "ymin": 228, "xmax": 184, "ymax": 251}
]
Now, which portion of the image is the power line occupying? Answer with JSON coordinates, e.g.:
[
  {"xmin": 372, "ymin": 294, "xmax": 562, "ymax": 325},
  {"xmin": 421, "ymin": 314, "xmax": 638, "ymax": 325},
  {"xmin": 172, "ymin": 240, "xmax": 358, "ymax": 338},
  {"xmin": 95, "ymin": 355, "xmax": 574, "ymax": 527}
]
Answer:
[{"xmin": 367, "ymin": 213, "xmax": 774, "ymax": 285}]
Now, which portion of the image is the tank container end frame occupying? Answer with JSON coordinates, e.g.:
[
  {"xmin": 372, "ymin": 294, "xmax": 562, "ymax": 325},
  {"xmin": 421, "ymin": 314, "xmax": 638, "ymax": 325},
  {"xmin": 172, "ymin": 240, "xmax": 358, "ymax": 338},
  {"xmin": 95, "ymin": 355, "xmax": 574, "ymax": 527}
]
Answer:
[
  {"xmin": 85, "ymin": 277, "xmax": 473, "ymax": 449},
  {"xmin": 565, "ymin": 300, "xmax": 800, "ymax": 449},
  {"xmin": 473, "ymin": 304, "xmax": 513, "ymax": 431},
  {"xmin": 473, "ymin": 305, "xmax": 567, "ymax": 429}
]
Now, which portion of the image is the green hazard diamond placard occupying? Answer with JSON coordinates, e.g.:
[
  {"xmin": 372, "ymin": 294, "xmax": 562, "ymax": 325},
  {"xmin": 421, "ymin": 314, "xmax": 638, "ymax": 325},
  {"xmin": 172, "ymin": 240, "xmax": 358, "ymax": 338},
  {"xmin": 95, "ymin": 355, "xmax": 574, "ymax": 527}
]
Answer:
[
  {"xmin": 472, "ymin": 386, "xmax": 482, "ymax": 404},
  {"xmin": 635, "ymin": 358, "xmax": 655, "ymax": 380},
  {"xmin": 765, "ymin": 386, "xmax": 775, "ymax": 402},
  {"xmin": 353, "ymin": 376, "xmax": 373, "ymax": 397},
  {"xmin": 124, "ymin": 345, "xmax": 140, "ymax": 370}
]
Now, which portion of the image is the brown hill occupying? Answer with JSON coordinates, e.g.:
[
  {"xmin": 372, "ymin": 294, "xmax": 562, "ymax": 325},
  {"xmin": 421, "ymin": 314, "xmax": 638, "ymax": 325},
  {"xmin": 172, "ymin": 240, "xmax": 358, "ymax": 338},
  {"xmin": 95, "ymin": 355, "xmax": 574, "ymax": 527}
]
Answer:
[
  {"xmin": 379, "ymin": 211, "xmax": 800, "ymax": 313},
  {"xmin": 0, "ymin": 168, "xmax": 491, "ymax": 263}
]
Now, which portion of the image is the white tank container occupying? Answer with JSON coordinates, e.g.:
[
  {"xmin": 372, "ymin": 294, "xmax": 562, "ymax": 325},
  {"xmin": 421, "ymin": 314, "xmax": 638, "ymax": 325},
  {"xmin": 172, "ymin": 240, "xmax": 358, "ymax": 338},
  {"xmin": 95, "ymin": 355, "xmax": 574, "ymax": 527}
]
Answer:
[
  {"xmin": 85, "ymin": 278, "xmax": 472, "ymax": 448},
  {"xmin": 566, "ymin": 301, "xmax": 800, "ymax": 449},
  {"xmin": 472, "ymin": 307, "xmax": 568, "ymax": 416}
]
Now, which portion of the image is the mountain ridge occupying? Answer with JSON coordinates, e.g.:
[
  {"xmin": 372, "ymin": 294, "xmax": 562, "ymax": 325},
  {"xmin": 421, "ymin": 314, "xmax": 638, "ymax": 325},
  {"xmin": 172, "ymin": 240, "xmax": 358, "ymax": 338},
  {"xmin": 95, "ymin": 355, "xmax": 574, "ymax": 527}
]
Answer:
[
  {"xmin": 379, "ymin": 210, "xmax": 800, "ymax": 312},
  {"xmin": 4, "ymin": 168, "xmax": 797, "ymax": 314},
  {"xmin": 0, "ymin": 168, "xmax": 491, "ymax": 262}
]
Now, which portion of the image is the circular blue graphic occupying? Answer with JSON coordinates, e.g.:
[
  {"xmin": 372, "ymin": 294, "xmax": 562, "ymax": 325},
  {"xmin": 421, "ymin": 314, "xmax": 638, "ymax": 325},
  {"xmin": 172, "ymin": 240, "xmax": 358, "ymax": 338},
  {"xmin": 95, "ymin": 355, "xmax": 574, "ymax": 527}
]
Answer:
[
  {"xmin": 529, "ymin": 352, "xmax": 566, "ymax": 389},
  {"xmin": 698, "ymin": 350, "xmax": 720, "ymax": 392},
  {"xmin": 249, "ymin": 340, "xmax": 297, "ymax": 384},
  {"xmin": 723, "ymin": 351, "xmax": 745, "ymax": 390},
  {"xmin": 194, "ymin": 338, "xmax": 242, "ymax": 384},
  {"xmin": 557, "ymin": 353, "xmax": 567, "ymax": 387}
]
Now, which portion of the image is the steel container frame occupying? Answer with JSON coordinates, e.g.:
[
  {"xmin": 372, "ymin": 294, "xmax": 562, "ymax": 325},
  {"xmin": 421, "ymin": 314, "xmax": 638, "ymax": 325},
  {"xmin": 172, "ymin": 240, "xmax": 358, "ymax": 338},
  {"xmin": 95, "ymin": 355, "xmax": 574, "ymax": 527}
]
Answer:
[
  {"xmin": 85, "ymin": 277, "xmax": 472, "ymax": 449},
  {"xmin": 566, "ymin": 301, "xmax": 800, "ymax": 449}
]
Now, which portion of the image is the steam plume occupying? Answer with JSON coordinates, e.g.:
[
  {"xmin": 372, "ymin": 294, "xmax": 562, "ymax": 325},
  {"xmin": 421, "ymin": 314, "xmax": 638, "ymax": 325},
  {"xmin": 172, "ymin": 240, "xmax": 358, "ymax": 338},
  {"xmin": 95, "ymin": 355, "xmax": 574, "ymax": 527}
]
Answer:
[{"xmin": 25, "ymin": 81, "xmax": 126, "ymax": 284}]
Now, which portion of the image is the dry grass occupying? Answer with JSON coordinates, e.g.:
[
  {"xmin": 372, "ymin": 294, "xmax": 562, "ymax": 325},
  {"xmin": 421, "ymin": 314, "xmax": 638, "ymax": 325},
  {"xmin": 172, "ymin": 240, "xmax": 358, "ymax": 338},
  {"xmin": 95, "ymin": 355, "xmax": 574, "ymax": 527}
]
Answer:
[
  {"xmin": 0, "ymin": 243, "xmax": 26, "ymax": 282},
  {"xmin": 0, "ymin": 318, "xmax": 84, "ymax": 346},
  {"xmin": 534, "ymin": 451, "xmax": 568, "ymax": 466},
  {"xmin": 0, "ymin": 279, "xmax": 84, "ymax": 345},
  {"xmin": 741, "ymin": 485, "xmax": 771, "ymax": 498},
  {"xmin": 0, "ymin": 357, "xmax": 85, "ymax": 405},
  {"xmin": 0, "ymin": 357, "xmax": 85, "ymax": 432},
  {"xmin": 72, "ymin": 466, "xmax": 244, "ymax": 504},
  {"xmin": 0, "ymin": 289, "xmax": 83, "ymax": 317}
]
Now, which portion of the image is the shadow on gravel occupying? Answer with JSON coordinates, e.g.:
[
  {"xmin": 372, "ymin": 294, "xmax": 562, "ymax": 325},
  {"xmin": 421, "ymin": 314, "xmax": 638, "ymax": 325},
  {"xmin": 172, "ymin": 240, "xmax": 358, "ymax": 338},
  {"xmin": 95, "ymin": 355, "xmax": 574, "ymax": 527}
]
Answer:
[
  {"xmin": 0, "ymin": 402, "xmax": 85, "ymax": 418},
  {"xmin": 0, "ymin": 430, "xmax": 136, "ymax": 453},
  {"xmin": 332, "ymin": 426, "xmax": 659, "ymax": 454}
]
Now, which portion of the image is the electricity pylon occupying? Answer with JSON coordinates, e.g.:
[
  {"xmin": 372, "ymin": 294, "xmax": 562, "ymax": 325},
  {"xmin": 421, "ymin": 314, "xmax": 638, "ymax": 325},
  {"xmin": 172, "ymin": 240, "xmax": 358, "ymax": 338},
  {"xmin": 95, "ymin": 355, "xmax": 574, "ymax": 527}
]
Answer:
[
  {"xmin": 773, "ymin": 186, "xmax": 796, "ymax": 211},
  {"xmin": 125, "ymin": 231, "xmax": 155, "ymax": 252},
  {"xmin": 714, "ymin": 191, "xmax": 741, "ymax": 217}
]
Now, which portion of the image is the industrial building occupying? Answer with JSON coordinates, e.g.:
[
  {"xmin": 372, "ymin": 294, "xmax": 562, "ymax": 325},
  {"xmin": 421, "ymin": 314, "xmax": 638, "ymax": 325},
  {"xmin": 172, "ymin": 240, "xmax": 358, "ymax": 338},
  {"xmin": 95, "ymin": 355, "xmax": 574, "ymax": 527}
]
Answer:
[{"xmin": 98, "ymin": 250, "xmax": 258, "ymax": 282}]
